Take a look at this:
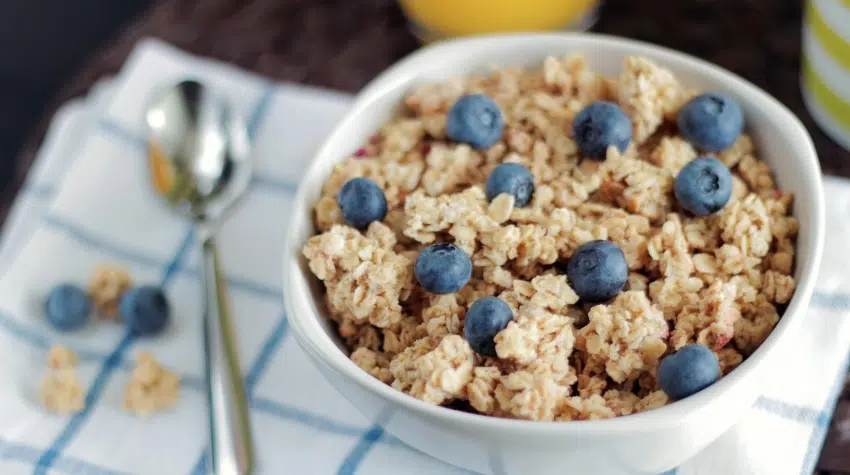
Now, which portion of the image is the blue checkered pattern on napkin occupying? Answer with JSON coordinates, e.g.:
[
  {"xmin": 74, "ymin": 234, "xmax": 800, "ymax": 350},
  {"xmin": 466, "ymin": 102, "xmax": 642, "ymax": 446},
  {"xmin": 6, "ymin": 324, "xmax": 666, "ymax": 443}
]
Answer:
[{"xmin": 0, "ymin": 38, "xmax": 847, "ymax": 475}]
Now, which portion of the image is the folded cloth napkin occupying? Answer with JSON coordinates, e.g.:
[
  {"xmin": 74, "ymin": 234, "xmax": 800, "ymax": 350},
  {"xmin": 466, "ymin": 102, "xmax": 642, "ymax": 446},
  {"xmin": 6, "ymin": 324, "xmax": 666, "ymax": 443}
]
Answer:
[{"xmin": 0, "ymin": 38, "xmax": 848, "ymax": 475}]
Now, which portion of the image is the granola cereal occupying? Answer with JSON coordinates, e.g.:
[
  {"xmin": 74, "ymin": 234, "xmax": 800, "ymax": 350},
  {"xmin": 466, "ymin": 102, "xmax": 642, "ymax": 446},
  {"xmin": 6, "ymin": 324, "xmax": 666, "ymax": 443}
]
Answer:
[
  {"xmin": 47, "ymin": 344, "xmax": 79, "ymax": 369},
  {"xmin": 40, "ymin": 345, "xmax": 84, "ymax": 414},
  {"xmin": 123, "ymin": 351, "xmax": 180, "ymax": 417},
  {"xmin": 302, "ymin": 54, "xmax": 798, "ymax": 421},
  {"xmin": 88, "ymin": 263, "xmax": 134, "ymax": 319}
]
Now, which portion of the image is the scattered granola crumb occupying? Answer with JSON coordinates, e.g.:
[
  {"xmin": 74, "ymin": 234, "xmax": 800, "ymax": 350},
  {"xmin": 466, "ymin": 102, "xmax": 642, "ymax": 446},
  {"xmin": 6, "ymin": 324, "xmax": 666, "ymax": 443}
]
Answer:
[
  {"xmin": 40, "ymin": 369, "xmax": 85, "ymax": 415},
  {"xmin": 47, "ymin": 344, "xmax": 78, "ymax": 370},
  {"xmin": 123, "ymin": 351, "xmax": 180, "ymax": 417},
  {"xmin": 40, "ymin": 345, "xmax": 83, "ymax": 414},
  {"xmin": 88, "ymin": 264, "xmax": 134, "ymax": 319}
]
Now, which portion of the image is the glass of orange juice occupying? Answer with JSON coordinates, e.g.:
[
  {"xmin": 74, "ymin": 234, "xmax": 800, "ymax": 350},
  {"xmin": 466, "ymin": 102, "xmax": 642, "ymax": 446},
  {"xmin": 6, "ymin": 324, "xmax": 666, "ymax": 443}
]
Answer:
[{"xmin": 398, "ymin": 0, "xmax": 600, "ymax": 43}]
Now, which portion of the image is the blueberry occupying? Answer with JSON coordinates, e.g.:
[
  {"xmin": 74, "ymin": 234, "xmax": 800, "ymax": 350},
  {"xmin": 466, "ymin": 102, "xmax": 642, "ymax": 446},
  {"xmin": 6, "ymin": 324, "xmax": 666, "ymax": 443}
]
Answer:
[
  {"xmin": 485, "ymin": 163, "xmax": 535, "ymax": 207},
  {"xmin": 44, "ymin": 284, "xmax": 91, "ymax": 332},
  {"xmin": 464, "ymin": 297, "xmax": 514, "ymax": 356},
  {"xmin": 446, "ymin": 94, "xmax": 504, "ymax": 149},
  {"xmin": 337, "ymin": 177, "xmax": 388, "ymax": 230},
  {"xmin": 674, "ymin": 157, "xmax": 733, "ymax": 216},
  {"xmin": 566, "ymin": 240, "xmax": 628, "ymax": 302},
  {"xmin": 572, "ymin": 101, "xmax": 633, "ymax": 160},
  {"xmin": 677, "ymin": 92, "xmax": 744, "ymax": 152},
  {"xmin": 414, "ymin": 243, "xmax": 472, "ymax": 294},
  {"xmin": 658, "ymin": 344, "xmax": 720, "ymax": 401},
  {"xmin": 120, "ymin": 286, "xmax": 170, "ymax": 336}
]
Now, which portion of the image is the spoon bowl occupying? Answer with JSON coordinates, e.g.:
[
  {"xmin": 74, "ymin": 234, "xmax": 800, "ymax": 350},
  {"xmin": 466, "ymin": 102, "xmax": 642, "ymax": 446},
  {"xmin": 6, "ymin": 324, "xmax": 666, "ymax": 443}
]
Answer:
[{"xmin": 146, "ymin": 79, "xmax": 252, "ymax": 225}]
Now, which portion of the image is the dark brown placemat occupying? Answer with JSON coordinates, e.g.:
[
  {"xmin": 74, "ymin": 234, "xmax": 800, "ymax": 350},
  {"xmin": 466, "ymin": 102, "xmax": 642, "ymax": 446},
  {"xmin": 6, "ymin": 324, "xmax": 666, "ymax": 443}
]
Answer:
[{"xmin": 10, "ymin": 0, "xmax": 850, "ymax": 472}]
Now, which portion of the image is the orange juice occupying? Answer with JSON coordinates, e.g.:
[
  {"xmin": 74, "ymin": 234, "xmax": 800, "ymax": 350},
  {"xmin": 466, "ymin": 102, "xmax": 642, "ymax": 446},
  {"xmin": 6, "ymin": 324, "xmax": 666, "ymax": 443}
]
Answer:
[{"xmin": 399, "ymin": 0, "xmax": 599, "ymax": 41}]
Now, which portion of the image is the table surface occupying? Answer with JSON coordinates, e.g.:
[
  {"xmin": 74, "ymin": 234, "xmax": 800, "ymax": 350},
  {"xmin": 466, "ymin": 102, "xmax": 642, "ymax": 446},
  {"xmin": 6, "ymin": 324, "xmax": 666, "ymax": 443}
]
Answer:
[{"xmin": 12, "ymin": 0, "xmax": 850, "ymax": 472}]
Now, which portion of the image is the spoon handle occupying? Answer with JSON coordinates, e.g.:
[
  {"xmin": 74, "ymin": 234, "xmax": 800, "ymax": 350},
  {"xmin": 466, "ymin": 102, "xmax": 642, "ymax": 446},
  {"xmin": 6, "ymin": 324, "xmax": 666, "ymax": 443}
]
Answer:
[{"xmin": 200, "ymin": 236, "xmax": 254, "ymax": 475}]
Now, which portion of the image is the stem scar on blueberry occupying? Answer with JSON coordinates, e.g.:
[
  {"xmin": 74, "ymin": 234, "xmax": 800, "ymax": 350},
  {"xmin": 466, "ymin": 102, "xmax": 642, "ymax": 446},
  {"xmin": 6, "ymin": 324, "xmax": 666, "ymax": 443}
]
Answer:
[
  {"xmin": 674, "ymin": 157, "xmax": 733, "ymax": 216},
  {"xmin": 698, "ymin": 168, "xmax": 720, "ymax": 193}
]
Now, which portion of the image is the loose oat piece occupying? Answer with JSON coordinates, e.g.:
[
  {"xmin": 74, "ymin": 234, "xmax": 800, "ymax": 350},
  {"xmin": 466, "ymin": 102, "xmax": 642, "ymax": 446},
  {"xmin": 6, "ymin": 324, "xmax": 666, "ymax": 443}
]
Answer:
[
  {"xmin": 88, "ymin": 263, "xmax": 134, "ymax": 319},
  {"xmin": 302, "ymin": 53, "xmax": 799, "ymax": 421},
  {"xmin": 123, "ymin": 351, "xmax": 180, "ymax": 417},
  {"xmin": 40, "ymin": 345, "xmax": 84, "ymax": 414},
  {"xmin": 47, "ymin": 344, "xmax": 79, "ymax": 369}
]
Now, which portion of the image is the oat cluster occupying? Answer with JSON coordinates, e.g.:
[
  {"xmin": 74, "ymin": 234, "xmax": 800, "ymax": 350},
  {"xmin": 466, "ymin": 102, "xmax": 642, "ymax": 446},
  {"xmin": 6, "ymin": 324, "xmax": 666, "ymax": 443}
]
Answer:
[
  {"xmin": 123, "ymin": 351, "xmax": 181, "ymax": 417},
  {"xmin": 88, "ymin": 263, "xmax": 134, "ymax": 319},
  {"xmin": 39, "ymin": 345, "xmax": 180, "ymax": 418},
  {"xmin": 40, "ymin": 345, "xmax": 85, "ymax": 415},
  {"xmin": 302, "ymin": 54, "xmax": 798, "ymax": 421}
]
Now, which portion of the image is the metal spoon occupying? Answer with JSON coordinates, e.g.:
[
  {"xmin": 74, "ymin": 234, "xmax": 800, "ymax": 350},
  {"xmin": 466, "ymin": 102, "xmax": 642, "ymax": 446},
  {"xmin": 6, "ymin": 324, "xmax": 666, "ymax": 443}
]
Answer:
[{"xmin": 145, "ymin": 79, "xmax": 254, "ymax": 475}]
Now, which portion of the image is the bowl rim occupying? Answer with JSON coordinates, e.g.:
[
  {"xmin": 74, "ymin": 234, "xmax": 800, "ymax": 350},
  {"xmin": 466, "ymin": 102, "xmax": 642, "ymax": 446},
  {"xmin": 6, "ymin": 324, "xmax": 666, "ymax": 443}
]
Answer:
[{"xmin": 283, "ymin": 31, "xmax": 825, "ymax": 435}]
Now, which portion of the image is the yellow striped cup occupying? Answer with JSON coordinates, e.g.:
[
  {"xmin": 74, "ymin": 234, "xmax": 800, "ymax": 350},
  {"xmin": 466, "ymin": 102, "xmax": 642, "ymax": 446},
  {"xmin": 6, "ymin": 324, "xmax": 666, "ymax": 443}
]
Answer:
[{"xmin": 802, "ymin": 0, "xmax": 850, "ymax": 150}]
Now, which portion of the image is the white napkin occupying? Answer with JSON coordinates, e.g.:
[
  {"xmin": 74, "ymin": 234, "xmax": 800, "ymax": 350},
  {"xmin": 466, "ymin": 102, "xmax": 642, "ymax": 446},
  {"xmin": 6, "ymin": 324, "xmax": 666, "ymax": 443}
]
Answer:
[{"xmin": 0, "ymin": 37, "xmax": 847, "ymax": 475}]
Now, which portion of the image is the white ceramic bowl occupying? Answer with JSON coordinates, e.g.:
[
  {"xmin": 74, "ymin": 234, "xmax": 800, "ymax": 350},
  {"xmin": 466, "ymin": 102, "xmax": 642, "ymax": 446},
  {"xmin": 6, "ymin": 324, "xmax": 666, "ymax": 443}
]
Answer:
[{"xmin": 283, "ymin": 33, "xmax": 825, "ymax": 475}]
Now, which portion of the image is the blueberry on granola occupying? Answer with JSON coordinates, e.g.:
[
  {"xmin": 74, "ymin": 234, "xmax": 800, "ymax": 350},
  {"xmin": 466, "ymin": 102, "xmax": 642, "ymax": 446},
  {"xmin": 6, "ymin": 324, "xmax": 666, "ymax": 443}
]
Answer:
[
  {"xmin": 337, "ymin": 177, "xmax": 388, "ymax": 230},
  {"xmin": 446, "ymin": 94, "xmax": 504, "ymax": 149},
  {"xmin": 44, "ymin": 283, "xmax": 92, "ymax": 332},
  {"xmin": 414, "ymin": 243, "xmax": 472, "ymax": 294},
  {"xmin": 464, "ymin": 296, "xmax": 514, "ymax": 356},
  {"xmin": 566, "ymin": 240, "xmax": 628, "ymax": 303},
  {"xmin": 677, "ymin": 92, "xmax": 743, "ymax": 152},
  {"xmin": 658, "ymin": 344, "xmax": 720, "ymax": 401},
  {"xmin": 485, "ymin": 163, "xmax": 534, "ymax": 207},
  {"xmin": 674, "ymin": 157, "xmax": 733, "ymax": 216},
  {"xmin": 120, "ymin": 286, "xmax": 170, "ymax": 336},
  {"xmin": 572, "ymin": 101, "xmax": 633, "ymax": 159}
]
